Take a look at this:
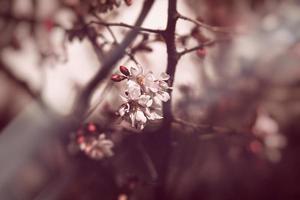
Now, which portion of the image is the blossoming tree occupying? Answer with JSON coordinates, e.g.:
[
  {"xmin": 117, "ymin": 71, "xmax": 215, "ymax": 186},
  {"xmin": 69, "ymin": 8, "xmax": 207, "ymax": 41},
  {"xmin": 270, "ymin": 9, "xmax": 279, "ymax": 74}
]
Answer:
[{"xmin": 1, "ymin": 0, "xmax": 300, "ymax": 199}]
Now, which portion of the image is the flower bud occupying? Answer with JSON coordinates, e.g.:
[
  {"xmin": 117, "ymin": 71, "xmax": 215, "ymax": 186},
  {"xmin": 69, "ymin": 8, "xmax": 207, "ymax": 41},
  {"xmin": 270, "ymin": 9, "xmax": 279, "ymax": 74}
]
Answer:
[
  {"xmin": 86, "ymin": 122, "xmax": 97, "ymax": 133},
  {"xmin": 196, "ymin": 48, "xmax": 206, "ymax": 58},
  {"xmin": 124, "ymin": 0, "xmax": 132, "ymax": 6},
  {"xmin": 77, "ymin": 135, "xmax": 85, "ymax": 144},
  {"xmin": 119, "ymin": 65, "xmax": 130, "ymax": 76},
  {"xmin": 43, "ymin": 18, "xmax": 54, "ymax": 32},
  {"xmin": 111, "ymin": 74, "xmax": 126, "ymax": 82}
]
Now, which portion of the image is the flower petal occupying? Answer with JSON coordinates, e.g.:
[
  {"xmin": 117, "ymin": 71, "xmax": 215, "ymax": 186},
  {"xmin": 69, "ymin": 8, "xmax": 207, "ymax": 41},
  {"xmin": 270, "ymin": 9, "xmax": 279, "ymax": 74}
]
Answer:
[
  {"xmin": 148, "ymin": 83, "xmax": 159, "ymax": 93},
  {"xmin": 157, "ymin": 91, "xmax": 170, "ymax": 102},
  {"xmin": 135, "ymin": 110, "xmax": 147, "ymax": 123},
  {"xmin": 127, "ymin": 81, "xmax": 141, "ymax": 100},
  {"xmin": 148, "ymin": 111, "xmax": 163, "ymax": 120},
  {"xmin": 159, "ymin": 72, "xmax": 170, "ymax": 80},
  {"xmin": 118, "ymin": 106, "xmax": 126, "ymax": 116},
  {"xmin": 130, "ymin": 65, "xmax": 143, "ymax": 76},
  {"xmin": 138, "ymin": 95, "xmax": 153, "ymax": 107},
  {"xmin": 120, "ymin": 95, "xmax": 128, "ymax": 102},
  {"xmin": 129, "ymin": 112, "xmax": 135, "ymax": 127},
  {"xmin": 145, "ymin": 72, "xmax": 155, "ymax": 81},
  {"xmin": 159, "ymin": 81, "xmax": 168, "ymax": 90},
  {"xmin": 118, "ymin": 104, "xmax": 129, "ymax": 116}
]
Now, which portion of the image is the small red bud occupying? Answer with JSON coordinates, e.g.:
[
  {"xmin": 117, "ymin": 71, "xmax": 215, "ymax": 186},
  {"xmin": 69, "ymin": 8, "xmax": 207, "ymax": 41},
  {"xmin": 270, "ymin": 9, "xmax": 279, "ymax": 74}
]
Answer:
[
  {"xmin": 111, "ymin": 74, "xmax": 126, "ymax": 82},
  {"xmin": 196, "ymin": 48, "xmax": 206, "ymax": 58},
  {"xmin": 87, "ymin": 123, "xmax": 97, "ymax": 133},
  {"xmin": 77, "ymin": 136, "xmax": 85, "ymax": 144},
  {"xmin": 44, "ymin": 18, "xmax": 54, "ymax": 32},
  {"xmin": 119, "ymin": 65, "xmax": 130, "ymax": 76},
  {"xmin": 125, "ymin": 0, "xmax": 132, "ymax": 6},
  {"xmin": 249, "ymin": 140, "xmax": 262, "ymax": 154}
]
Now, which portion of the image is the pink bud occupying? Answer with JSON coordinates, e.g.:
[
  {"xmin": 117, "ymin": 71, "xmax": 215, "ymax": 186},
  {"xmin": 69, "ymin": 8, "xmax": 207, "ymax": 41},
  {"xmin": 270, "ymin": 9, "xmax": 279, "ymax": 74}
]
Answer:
[
  {"xmin": 87, "ymin": 123, "xmax": 97, "ymax": 133},
  {"xmin": 77, "ymin": 136, "xmax": 85, "ymax": 144},
  {"xmin": 119, "ymin": 65, "xmax": 130, "ymax": 76},
  {"xmin": 125, "ymin": 0, "xmax": 132, "ymax": 6},
  {"xmin": 196, "ymin": 48, "xmax": 206, "ymax": 58},
  {"xmin": 43, "ymin": 18, "xmax": 54, "ymax": 32},
  {"xmin": 111, "ymin": 74, "xmax": 126, "ymax": 82}
]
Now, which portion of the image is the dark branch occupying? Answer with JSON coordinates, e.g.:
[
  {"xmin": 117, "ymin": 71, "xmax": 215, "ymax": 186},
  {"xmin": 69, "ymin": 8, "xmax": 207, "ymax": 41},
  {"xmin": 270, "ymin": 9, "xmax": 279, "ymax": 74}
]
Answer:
[
  {"xmin": 89, "ymin": 21, "xmax": 163, "ymax": 34},
  {"xmin": 0, "ymin": 60, "xmax": 47, "ymax": 108},
  {"xmin": 178, "ymin": 13, "xmax": 235, "ymax": 34},
  {"xmin": 162, "ymin": 0, "xmax": 179, "ymax": 126},
  {"xmin": 178, "ymin": 37, "xmax": 232, "ymax": 57}
]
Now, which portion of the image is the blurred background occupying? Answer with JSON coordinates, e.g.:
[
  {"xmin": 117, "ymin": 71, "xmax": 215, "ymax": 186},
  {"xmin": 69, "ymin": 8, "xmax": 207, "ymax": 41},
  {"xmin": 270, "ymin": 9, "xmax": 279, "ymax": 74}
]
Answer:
[{"xmin": 1, "ymin": 0, "xmax": 300, "ymax": 199}]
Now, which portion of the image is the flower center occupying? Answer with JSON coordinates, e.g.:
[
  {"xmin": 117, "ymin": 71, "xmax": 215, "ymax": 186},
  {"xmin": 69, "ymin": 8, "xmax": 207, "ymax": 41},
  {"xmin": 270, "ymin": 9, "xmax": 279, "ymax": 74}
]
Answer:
[{"xmin": 136, "ymin": 75, "xmax": 145, "ymax": 86}]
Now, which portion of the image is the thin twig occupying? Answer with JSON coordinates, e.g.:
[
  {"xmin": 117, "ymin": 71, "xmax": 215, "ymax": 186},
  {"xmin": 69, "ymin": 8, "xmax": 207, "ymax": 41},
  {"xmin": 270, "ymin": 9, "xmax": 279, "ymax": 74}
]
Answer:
[
  {"xmin": 89, "ymin": 21, "xmax": 163, "ymax": 34},
  {"xmin": 178, "ymin": 13, "xmax": 235, "ymax": 34},
  {"xmin": 178, "ymin": 37, "xmax": 231, "ymax": 57},
  {"xmin": 92, "ymin": 12, "xmax": 139, "ymax": 65},
  {"xmin": 178, "ymin": 40, "xmax": 215, "ymax": 57},
  {"xmin": 137, "ymin": 142, "xmax": 158, "ymax": 181},
  {"xmin": 173, "ymin": 118, "xmax": 248, "ymax": 135}
]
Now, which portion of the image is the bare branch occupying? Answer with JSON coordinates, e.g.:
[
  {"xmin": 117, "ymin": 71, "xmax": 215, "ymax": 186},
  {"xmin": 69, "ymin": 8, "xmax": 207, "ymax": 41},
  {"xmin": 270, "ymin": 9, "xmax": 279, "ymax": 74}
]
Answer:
[
  {"xmin": 161, "ymin": 0, "xmax": 179, "ymax": 126},
  {"xmin": 178, "ymin": 13, "xmax": 235, "ymax": 34},
  {"xmin": 178, "ymin": 37, "xmax": 231, "ymax": 57},
  {"xmin": 173, "ymin": 118, "xmax": 235, "ymax": 133},
  {"xmin": 178, "ymin": 40, "xmax": 215, "ymax": 57},
  {"xmin": 92, "ymin": 12, "xmax": 139, "ymax": 65},
  {"xmin": 0, "ymin": 60, "xmax": 47, "ymax": 108},
  {"xmin": 89, "ymin": 21, "xmax": 163, "ymax": 34}
]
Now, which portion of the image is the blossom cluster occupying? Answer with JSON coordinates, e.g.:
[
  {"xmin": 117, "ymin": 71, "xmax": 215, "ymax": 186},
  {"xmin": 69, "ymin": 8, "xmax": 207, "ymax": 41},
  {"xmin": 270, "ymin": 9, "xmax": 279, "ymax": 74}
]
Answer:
[
  {"xmin": 253, "ymin": 111, "xmax": 286, "ymax": 162},
  {"xmin": 69, "ymin": 122, "xmax": 114, "ymax": 160},
  {"xmin": 111, "ymin": 65, "xmax": 171, "ymax": 129}
]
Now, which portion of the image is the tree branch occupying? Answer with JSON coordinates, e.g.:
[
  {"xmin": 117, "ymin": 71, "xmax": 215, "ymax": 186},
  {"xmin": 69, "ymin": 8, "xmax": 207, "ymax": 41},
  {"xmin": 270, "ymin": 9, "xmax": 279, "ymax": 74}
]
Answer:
[
  {"xmin": 89, "ymin": 21, "xmax": 163, "ymax": 34},
  {"xmin": 91, "ymin": 12, "xmax": 139, "ymax": 65},
  {"xmin": 173, "ymin": 118, "xmax": 237, "ymax": 134},
  {"xmin": 178, "ymin": 13, "xmax": 235, "ymax": 34},
  {"xmin": 162, "ymin": 0, "xmax": 179, "ymax": 126},
  {"xmin": 0, "ymin": 60, "xmax": 47, "ymax": 108},
  {"xmin": 155, "ymin": 0, "xmax": 178, "ymax": 199},
  {"xmin": 178, "ymin": 37, "xmax": 231, "ymax": 57}
]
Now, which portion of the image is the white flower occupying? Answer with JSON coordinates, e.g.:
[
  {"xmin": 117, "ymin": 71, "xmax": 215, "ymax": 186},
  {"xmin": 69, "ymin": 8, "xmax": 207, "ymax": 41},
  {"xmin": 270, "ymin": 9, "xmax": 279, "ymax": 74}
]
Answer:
[
  {"xmin": 253, "ymin": 111, "xmax": 286, "ymax": 162},
  {"xmin": 112, "ymin": 65, "xmax": 171, "ymax": 130},
  {"xmin": 117, "ymin": 93, "xmax": 162, "ymax": 129},
  {"xmin": 144, "ymin": 107, "xmax": 163, "ymax": 120},
  {"xmin": 118, "ymin": 93, "xmax": 153, "ymax": 129},
  {"xmin": 127, "ymin": 80, "xmax": 141, "ymax": 99},
  {"xmin": 82, "ymin": 134, "xmax": 114, "ymax": 160}
]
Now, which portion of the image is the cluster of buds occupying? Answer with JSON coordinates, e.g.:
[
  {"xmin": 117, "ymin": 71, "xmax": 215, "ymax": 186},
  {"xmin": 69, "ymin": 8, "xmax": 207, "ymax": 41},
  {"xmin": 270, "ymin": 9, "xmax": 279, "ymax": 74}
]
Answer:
[
  {"xmin": 252, "ymin": 111, "xmax": 286, "ymax": 162},
  {"xmin": 69, "ymin": 122, "xmax": 114, "ymax": 160},
  {"xmin": 111, "ymin": 65, "xmax": 171, "ymax": 129}
]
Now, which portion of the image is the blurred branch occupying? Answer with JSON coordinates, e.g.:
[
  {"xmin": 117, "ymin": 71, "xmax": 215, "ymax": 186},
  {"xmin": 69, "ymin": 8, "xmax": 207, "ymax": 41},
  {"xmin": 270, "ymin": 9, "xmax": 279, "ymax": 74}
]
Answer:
[
  {"xmin": 89, "ymin": 21, "xmax": 163, "ymax": 34},
  {"xmin": 178, "ymin": 37, "xmax": 231, "ymax": 57},
  {"xmin": 178, "ymin": 13, "xmax": 235, "ymax": 34},
  {"xmin": 0, "ymin": 60, "xmax": 47, "ymax": 108},
  {"xmin": 161, "ymin": 0, "xmax": 179, "ymax": 126},
  {"xmin": 0, "ymin": 12, "xmax": 65, "ymax": 30},
  {"xmin": 178, "ymin": 40, "xmax": 216, "ymax": 57},
  {"xmin": 137, "ymin": 142, "xmax": 158, "ymax": 181},
  {"xmin": 173, "ymin": 118, "xmax": 238, "ymax": 135},
  {"xmin": 91, "ymin": 12, "xmax": 139, "ymax": 65}
]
